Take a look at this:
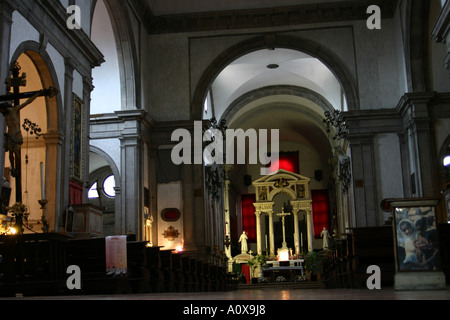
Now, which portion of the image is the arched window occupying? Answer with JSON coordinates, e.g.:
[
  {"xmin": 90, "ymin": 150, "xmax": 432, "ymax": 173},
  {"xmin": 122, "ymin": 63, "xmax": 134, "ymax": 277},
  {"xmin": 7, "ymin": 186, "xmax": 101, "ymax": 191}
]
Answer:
[
  {"xmin": 88, "ymin": 181, "xmax": 99, "ymax": 199},
  {"xmin": 444, "ymin": 155, "xmax": 450, "ymax": 167},
  {"xmin": 103, "ymin": 175, "xmax": 115, "ymax": 198}
]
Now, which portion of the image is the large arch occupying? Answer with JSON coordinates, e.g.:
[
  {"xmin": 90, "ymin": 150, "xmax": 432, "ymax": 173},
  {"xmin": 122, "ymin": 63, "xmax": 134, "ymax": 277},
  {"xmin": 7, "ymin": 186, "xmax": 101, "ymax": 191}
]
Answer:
[
  {"xmin": 221, "ymin": 85, "xmax": 335, "ymax": 125},
  {"xmin": 191, "ymin": 33, "xmax": 359, "ymax": 120},
  {"xmin": 93, "ymin": 0, "xmax": 140, "ymax": 110},
  {"xmin": 8, "ymin": 42, "xmax": 62, "ymax": 232}
]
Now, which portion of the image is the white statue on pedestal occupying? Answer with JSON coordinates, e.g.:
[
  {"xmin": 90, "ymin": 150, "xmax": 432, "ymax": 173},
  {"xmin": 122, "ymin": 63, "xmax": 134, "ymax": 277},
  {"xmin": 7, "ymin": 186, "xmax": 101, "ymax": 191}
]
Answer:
[
  {"xmin": 239, "ymin": 231, "xmax": 248, "ymax": 253},
  {"xmin": 321, "ymin": 227, "xmax": 330, "ymax": 249}
]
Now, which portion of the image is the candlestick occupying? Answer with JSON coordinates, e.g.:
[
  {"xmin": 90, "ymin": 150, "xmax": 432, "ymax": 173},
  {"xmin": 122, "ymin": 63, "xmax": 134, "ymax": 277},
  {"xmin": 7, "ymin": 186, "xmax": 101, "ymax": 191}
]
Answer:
[{"xmin": 40, "ymin": 162, "xmax": 45, "ymax": 200}]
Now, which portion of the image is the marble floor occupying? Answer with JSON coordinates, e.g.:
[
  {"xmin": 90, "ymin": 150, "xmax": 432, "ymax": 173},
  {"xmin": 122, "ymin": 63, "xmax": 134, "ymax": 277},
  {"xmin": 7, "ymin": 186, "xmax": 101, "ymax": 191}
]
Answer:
[{"xmin": 6, "ymin": 287, "xmax": 450, "ymax": 300}]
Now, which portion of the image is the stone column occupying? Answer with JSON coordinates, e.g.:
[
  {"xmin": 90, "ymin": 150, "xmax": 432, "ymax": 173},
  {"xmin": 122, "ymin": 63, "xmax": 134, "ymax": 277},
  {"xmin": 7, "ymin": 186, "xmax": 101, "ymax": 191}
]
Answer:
[
  {"xmin": 116, "ymin": 110, "xmax": 153, "ymax": 239},
  {"xmin": 255, "ymin": 210, "xmax": 262, "ymax": 255},
  {"xmin": 305, "ymin": 209, "xmax": 314, "ymax": 253},
  {"xmin": 400, "ymin": 93, "xmax": 439, "ymax": 198},
  {"xmin": 293, "ymin": 209, "xmax": 300, "ymax": 255},
  {"xmin": 223, "ymin": 165, "xmax": 233, "ymax": 263},
  {"xmin": 59, "ymin": 57, "xmax": 75, "ymax": 231},
  {"xmin": 43, "ymin": 132, "xmax": 60, "ymax": 233},
  {"xmin": 82, "ymin": 76, "xmax": 94, "ymax": 203},
  {"xmin": 0, "ymin": 1, "xmax": 13, "ymax": 173},
  {"xmin": 267, "ymin": 209, "xmax": 275, "ymax": 256}
]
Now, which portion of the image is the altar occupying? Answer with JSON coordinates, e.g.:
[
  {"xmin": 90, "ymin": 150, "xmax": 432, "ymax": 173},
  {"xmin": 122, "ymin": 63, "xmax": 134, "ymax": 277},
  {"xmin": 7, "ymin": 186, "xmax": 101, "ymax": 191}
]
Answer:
[
  {"xmin": 252, "ymin": 169, "xmax": 314, "ymax": 256},
  {"xmin": 262, "ymin": 259, "xmax": 306, "ymax": 282}
]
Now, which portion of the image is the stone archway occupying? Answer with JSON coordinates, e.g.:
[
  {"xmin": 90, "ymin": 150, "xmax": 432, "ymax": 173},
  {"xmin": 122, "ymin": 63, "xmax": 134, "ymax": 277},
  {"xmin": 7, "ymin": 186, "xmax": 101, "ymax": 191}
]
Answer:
[
  {"xmin": 191, "ymin": 33, "xmax": 359, "ymax": 120},
  {"xmin": 252, "ymin": 169, "xmax": 313, "ymax": 256}
]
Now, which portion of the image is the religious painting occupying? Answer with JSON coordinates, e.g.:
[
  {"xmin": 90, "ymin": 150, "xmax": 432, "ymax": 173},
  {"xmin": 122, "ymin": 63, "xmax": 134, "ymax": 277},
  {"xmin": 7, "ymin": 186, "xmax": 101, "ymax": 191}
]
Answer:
[
  {"xmin": 393, "ymin": 206, "xmax": 440, "ymax": 272},
  {"xmin": 70, "ymin": 94, "xmax": 84, "ymax": 182}
]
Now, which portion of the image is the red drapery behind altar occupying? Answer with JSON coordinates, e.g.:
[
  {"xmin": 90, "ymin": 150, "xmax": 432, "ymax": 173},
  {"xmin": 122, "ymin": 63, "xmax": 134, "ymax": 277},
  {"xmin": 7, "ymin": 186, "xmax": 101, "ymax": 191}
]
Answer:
[
  {"xmin": 241, "ymin": 264, "xmax": 251, "ymax": 283},
  {"xmin": 267, "ymin": 152, "xmax": 299, "ymax": 173},
  {"xmin": 312, "ymin": 189, "xmax": 330, "ymax": 238},
  {"xmin": 241, "ymin": 194, "xmax": 256, "ymax": 242},
  {"xmin": 69, "ymin": 180, "xmax": 83, "ymax": 205}
]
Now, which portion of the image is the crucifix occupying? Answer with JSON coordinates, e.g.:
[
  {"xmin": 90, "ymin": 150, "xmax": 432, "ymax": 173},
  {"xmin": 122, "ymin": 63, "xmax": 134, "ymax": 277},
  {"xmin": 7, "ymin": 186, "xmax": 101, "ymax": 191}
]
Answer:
[
  {"xmin": 277, "ymin": 207, "xmax": 291, "ymax": 250},
  {"xmin": 0, "ymin": 62, "xmax": 57, "ymax": 203}
]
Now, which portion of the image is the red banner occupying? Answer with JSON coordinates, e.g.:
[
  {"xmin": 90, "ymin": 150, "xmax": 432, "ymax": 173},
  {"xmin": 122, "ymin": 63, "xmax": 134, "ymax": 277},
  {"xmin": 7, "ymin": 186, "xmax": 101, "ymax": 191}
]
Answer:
[
  {"xmin": 312, "ymin": 189, "xmax": 330, "ymax": 238},
  {"xmin": 69, "ymin": 180, "xmax": 83, "ymax": 205},
  {"xmin": 241, "ymin": 194, "xmax": 256, "ymax": 242}
]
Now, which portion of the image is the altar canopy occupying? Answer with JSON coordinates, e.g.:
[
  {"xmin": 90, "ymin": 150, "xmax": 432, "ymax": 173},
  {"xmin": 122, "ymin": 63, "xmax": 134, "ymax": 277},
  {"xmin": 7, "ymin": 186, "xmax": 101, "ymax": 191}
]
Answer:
[{"xmin": 252, "ymin": 169, "xmax": 313, "ymax": 256}]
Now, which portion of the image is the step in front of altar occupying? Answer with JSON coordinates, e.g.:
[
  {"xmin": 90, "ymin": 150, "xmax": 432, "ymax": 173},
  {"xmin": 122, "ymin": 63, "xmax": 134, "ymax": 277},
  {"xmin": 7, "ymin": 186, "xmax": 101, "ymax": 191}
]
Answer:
[{"xmin": 237, "ymin": 281, "xmax": 325, "ymax": 290}]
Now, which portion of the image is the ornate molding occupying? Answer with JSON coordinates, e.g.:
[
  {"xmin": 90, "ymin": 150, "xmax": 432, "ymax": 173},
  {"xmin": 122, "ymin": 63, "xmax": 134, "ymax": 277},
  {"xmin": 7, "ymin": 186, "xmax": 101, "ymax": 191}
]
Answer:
[
  {"xmin": 254, "ymin": 202, "xmax": 275, "ymax": 213},
  {"xmin": 291, "ymin": 200, "xmax": 312, "ymax": 211},
  {"xmin": 145, "ymin": 0, "xmax": 398, "ymax": 34}
]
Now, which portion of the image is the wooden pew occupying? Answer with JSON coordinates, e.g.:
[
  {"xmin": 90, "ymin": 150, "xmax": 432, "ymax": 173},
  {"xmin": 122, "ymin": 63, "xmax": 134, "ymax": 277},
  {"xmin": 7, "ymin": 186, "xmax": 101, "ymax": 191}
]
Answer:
[
  {"xmin": 171, "ymin": 252, "xmax": 185, "ymax": 292},
  {"xmin": 65, "ymin": 238, "xmax": 131, "ymax": 295},
  {"xmin": 438, "ymin": 224, "xmax": 450, "ymax": 284},
  {"xmin": 144, "ymin": 246, "xmax": 165, "ymax": 293},
  {"xmin": 182, "ymin": 256, "xmax": 195, "ymax": 292},
  {"xmin": 190, "ymin": 258, "xmax": 201, "ymax": 292},
  {"xmin": 126, "ymin": 241, "xmax": 150, "ymax": 293},
  {"xmin": 160, "ymin": 250, "xmax": 176, "ymax": 292},
  {"xmin": 350, "ymin": 226, "xmax": 395, "ymax": 288},
  {"xmin": 0, "ymin": 233, "xmax": 69, "ymax": 297},
  {"xmin": 196, "ymin": 261, "xmax": 208, "ymax": 292}
]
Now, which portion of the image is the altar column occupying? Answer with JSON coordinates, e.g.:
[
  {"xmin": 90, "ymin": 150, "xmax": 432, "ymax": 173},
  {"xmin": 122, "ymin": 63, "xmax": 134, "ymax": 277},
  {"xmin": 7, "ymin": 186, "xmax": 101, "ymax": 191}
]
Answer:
[
  {"xmin": 255, "ymin": 210, "xmax": 263, "ymax": 255},
  {"xmin": 267, "ymin": 209, "xmax": 275, "ymax": 256},
  {"xmin": 305, "ymin": 209, "xmax": 314, "ymax": 252},
  {"xmin": 293, "ymin": 210, "xmax": 300, "ymax": 255}
]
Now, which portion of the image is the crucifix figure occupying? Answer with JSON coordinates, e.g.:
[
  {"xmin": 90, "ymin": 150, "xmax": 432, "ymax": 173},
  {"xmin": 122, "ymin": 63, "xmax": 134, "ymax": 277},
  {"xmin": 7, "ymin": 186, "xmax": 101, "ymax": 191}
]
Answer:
[
  {"xmin": 277, "ymin": 207, "xmax": 291, "ymax": 250},
  {"xmin": 0, "ymin": 62, "xmax": 57, "ymax": 203},
  {"xmin": 1, "ymin": 91, "xmax": 42, "ymax": 177}
]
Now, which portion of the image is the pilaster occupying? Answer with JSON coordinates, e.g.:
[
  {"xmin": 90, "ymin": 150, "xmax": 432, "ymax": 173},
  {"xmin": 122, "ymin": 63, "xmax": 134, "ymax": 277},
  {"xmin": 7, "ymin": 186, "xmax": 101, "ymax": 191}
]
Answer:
[
  {"xmin": 0, "ymin": 1, "xmax": 14, "ymax": 176},
  {"xmin": 347, "ymin": 134, "xmax": 378, "ymax": 227}
]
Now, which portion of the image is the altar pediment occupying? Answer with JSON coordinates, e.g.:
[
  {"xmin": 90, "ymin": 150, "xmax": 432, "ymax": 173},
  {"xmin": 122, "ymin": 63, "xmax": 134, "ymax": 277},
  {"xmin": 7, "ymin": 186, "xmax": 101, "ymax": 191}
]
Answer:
[
  {"xmin": 252, "ymin": 169, "xmax": 310, "ymax": 184},
  {"xmin": 252, "ymin": 169, "xmax": 311, "ymax": 202}
]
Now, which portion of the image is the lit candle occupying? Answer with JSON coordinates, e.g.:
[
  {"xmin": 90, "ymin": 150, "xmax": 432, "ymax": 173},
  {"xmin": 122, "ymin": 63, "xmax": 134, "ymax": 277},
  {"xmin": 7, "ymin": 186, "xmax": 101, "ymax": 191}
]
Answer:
[{"xmin": 40, "ymin": 162, "xmax": 45, "ymax": 200}]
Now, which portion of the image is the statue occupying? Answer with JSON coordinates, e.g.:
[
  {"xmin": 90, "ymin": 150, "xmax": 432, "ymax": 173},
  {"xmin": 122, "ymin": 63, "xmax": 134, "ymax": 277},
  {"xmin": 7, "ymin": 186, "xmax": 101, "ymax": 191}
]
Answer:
[
  {"xmin": 321, "ymin": 227, "xmax": 331, "ymax": 249},
  {"xmin": 238, "ymin": 231, "xmax": 248, "ymax": 253},
  {"xmin": 0, "ymin": 90, "xmax": 43, "ymax": 177}
]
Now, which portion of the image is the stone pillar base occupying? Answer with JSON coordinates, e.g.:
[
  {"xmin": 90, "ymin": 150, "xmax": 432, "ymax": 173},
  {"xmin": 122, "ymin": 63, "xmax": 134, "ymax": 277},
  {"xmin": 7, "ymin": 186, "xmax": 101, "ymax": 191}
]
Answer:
[{"xmin": 394, "ymin": 272, "xmax": 447, "ymax": 291}]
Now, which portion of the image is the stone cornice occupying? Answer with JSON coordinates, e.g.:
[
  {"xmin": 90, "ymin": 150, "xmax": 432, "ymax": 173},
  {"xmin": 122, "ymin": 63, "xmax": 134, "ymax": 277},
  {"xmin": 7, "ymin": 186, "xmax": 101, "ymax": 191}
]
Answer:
[
  {"xmin": 135, "ymin": 0, "xmax": 398, "ymax": 34},
  {"xmin": 12, "ymin": 0, "xmax": 104, "ymax": 78},
  {"xmin": 432, "ymin": 0, "xmax": 450, "ymax": 43},
  {"xmin": 343, "ymin": 91, "xmax": 450, "ymax": 137}
]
